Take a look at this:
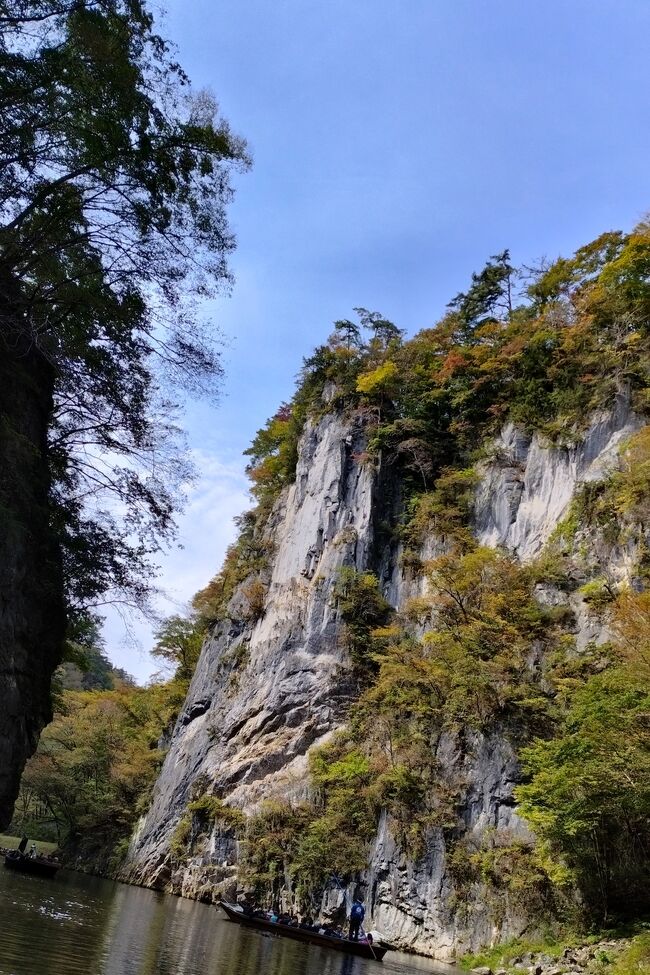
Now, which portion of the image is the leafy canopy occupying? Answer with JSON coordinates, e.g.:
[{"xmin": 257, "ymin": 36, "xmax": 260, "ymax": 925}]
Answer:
[
  {"xmin": 516, "ymin": 664, "xmax": 650, "ymax": 921},
  {"xmin": 0, "ymin": 0, "xmax": 250, "ymax": 618}
]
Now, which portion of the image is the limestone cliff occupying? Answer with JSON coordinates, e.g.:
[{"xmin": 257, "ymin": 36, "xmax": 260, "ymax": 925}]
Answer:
[
  {"xmin": 127, "ymin": 411, "xmax": 378, "ymax": 881},
  {"xmin": 125, "ymin": 394, "xmax": 643, "ymax": 958}
]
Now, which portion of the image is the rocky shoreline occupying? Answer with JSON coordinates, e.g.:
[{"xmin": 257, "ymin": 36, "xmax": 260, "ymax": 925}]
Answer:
[{"xmin": 469, "ymin": 935, "xmax": 646, "ymax": 975}]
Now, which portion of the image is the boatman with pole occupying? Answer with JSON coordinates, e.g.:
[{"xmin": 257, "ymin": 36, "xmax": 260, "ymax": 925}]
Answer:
[{"xmin": 349, "ymin": 898, "xmax": 365, "ymax": 942}]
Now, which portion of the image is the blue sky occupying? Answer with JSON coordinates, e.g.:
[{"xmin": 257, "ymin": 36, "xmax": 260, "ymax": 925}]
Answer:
[{"xmin": 104, "ymin": 0, "xmax": 650, "ymax": 680}]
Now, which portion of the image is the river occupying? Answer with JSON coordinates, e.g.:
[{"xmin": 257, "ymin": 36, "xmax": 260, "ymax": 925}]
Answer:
[{"xmin": 0, "ymin": 867, "xmax": 455, "ymax": 975}]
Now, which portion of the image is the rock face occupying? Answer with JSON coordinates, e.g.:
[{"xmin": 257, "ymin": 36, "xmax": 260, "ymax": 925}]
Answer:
[
  {"xmin": 474, "ymin": 391, "xmax": 640, "ymax": 561},
  {"xmin": 357, "ymin": 730, "xmax": 534, "ymax": 957},
  {"xmin": 126, "ymin": 397, "xmax": 640, "ymax": 957},
  {"xmin": 0, "ymin": 331, "xmax": 66, "ymax": 829},
  {"xmin": 126, "ymin": 412, "xmax": 378, "ymax": 886}
]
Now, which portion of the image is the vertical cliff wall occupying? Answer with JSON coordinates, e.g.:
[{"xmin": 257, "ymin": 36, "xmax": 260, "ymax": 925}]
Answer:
[
  {"xmin": 127, "ymin": 411, "xmax": 379, "ymax": 886},
  {"xmin": 126, "ymin": 395, "xmax": 643, "ymax": 957},
  {"xmin": 357, "ymin": 394, "xmax": 642, "ymax": 956}
]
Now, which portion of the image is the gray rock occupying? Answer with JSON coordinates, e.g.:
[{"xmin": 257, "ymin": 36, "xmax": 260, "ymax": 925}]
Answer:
[
  {"xmin": 124, "ymin": 411, "xmax": 377, "ymax": 874},
  {"xmin": 475, "ymin": 393, "xmax": 640, "ymax": 561},
  {"xmin": 574, "ymin": 948, "xmax": 592, "ymax": 965}
]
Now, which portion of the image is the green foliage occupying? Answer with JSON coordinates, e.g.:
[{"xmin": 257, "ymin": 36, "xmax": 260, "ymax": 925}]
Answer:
[
  {"xmin": 192, "ymin": 509, "xmax": 273, "ymax": 626},
  {"xmin": 610, "ymin": 589, "xmax": 650, "ymax": 683},
  {"xmin": 1, "ymin": 0, "xmax": 250, "ymax": 617},
  {"xmin": 356, "ymin": 360, "xmax": 399, "ymax": 396},
  {"xmin": 239, "ymin": 305, "xmax": 400, "ymax": 521},
  {"xmin": 575, "ymin": 429, "xmax": 650, "ymax": 543},
  {"xmin": 244, "ymin": 403, "xmax": 305, "ymax": 516},
  {"xmin": 333, "ymin": 568, "xmax": 393, "ymax": 667},
  {"xmin": 170, "ymin": 815, "xmax": 192, "ymax": 861},
  {"xmin": 516, "ymin": 665, "xmax": 650, "ymax": 921},
  {"xmin": 12, "ymin": 678, "xmax": 187, "ymax": 866},
  {"xmin": 240, "ymin": 745, "xmax": 378, "ymax": 904},
  {"xmin": 360, "ymin": 227, "xmax": 648, "ymax": 495},
  {"xmin": 309, "ymin": 738, "xmax": 377, "ymax": 840},
  {"xmin": 187, "ymin": 795, "xmax": 246, "ymax": 831},
  {"xmin": 548, "ymin": 504, "xmax": 582, "ymax": 548},
  {"xmin": 53, "ymin": 614, "xmax": 135, "ymax": 700},
  {"xmin": 240, "ymin": 800, "xmax": 316, "ymax": 902},
  {"xmin": 612, "ymin": 428, "xmax": 650, "ymax": 520},
  {"xmin": 299, "ymin": 549, "xmax": 563, "ymax": 867},
  {"xmin": 212, "ymin": 223, "xmax": 650, "ymax": 649},
  {"xmin": 476, "ymin": 842, "xmax": 554, "ymax": 912},
  {"xmin": 461, "ymin": 934, "xmax": 571, "ymax": 972},
  {"xmin": 238, "ymin": 545, "xmax": 578, "ymax": 905},
  {"xmin": 578, "ymin": 578, "xmax": 616, "ymax": 612},
  {"xmin": 343, "ymin": 549, "xmax": 561, "ymax": 854},
  {"xmin": 609, "ymin": 933, "xmax": 650, "ymax": 975},
  {"xmin": 152, "ymin": 615, "xmax": 205, "ymax": 683},
  {"xmin": 448, "ymin": 249, "xmax": 515, "ymax": 335},
  {"xmin": 289, "ymin": 817, "xmax": 366, "ymax": 900},
  {"xmin": 462, "ymin": 929, "xmax": 650, "ymax": 975},
  {"xmin": 171, "ymin": 794, "xmax": 246, "ymax": 863},
  {"xmin": 333, "ymin": 319, "xmax": 362, "ymax": 349},
  {"xmin": 354, "ymin": 307, "xmax": 404, "ymax": 349},
  {"xmin": 0, "ymin": 834, "xmax": 58, "ymax": 855},
  {"xmin": 449, "ymin": 834, "xmax": 557, "ymax": 922},
  {"xmin": 402, "ymin": 467, "xmax": 477, "ymax": 545}
]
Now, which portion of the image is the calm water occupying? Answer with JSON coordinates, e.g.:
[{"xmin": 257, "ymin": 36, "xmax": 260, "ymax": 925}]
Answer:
[{"xmin": 0, "ymin": 867, "xmax": 453, "ymax": 975}]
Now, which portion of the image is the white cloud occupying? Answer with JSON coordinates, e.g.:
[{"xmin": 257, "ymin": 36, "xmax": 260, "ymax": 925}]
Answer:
[{"xmin": 101, "ymin": 447, "xmax": 250, "ymax": 684}]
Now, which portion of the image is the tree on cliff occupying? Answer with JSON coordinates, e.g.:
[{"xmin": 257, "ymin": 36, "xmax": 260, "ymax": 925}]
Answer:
[
  {"xmin": 0, "ymin": 0, "xmax": 249, "ymax": 826},
  {"xmin": 447, "ymin": 248, "xmax": 515, "ymax": 336}
]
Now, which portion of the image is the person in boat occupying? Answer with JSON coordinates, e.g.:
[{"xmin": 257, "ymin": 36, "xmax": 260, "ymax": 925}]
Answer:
[
  {"xmin": 299, "ymin": 914, "xmax": 314, "ymax": 929},
  {"xmin": 348, "ymin": 898, "xmax": 365, "ymax": 942},
  {"xmin": 29, "ymin": 843, "xmax": 37, "ymax": 858}
]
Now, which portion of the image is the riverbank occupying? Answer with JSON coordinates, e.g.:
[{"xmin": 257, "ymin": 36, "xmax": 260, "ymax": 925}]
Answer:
[
  {"xmin": 465, "ymin": 930, "xmax": 650, "ymax": 975},
  {"xmin": 0, "ymin": 833, "xmax": 58, "ymax": 855}
]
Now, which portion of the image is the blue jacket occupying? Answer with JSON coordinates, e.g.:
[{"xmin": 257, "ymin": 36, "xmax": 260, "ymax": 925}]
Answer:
[{"xmin": 350, "ymin": 901, "xmax": 365, "ymax": 921}]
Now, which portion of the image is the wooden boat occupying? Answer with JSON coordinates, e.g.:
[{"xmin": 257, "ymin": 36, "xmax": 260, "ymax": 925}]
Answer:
[
  {"xmin": 218, "ymin": 900, "xmax": 390, "ymax": 961},
  {"xmin": 4, "ymin": 851, "xmax": 60, "ymax": 879}
]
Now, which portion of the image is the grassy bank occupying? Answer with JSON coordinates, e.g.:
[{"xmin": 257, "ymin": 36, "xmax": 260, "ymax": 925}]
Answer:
[
  {"xmin": 0, "ymin": 833, "xmax": 58, "ymax": 855},
  {"xmin": 462, "ymin": 928, "xmax": 650, "ymax": 975}
]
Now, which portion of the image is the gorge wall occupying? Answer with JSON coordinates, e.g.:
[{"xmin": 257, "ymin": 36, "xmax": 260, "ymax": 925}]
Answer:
[{"xmin": 125, "ymin": 391, "xmax": 643, "ymax": 958}]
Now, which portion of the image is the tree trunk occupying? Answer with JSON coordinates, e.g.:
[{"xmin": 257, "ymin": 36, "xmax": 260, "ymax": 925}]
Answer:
[{"xmin": 0, "ymin": 302, "xmax": 66, "ymax": 828}]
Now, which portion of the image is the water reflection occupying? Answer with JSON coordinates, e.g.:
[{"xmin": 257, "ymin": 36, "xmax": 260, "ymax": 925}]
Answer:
[{"xmin": 0, "ymin": 866, "xmax": 451, "ymax": 975}]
